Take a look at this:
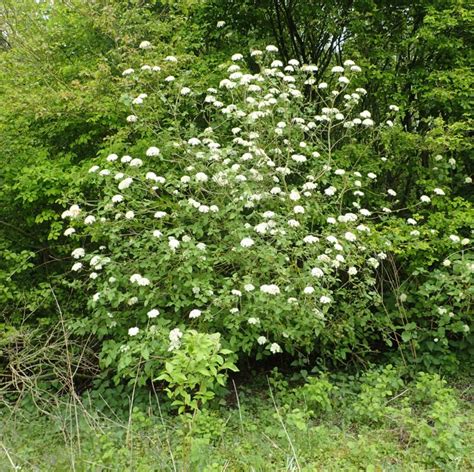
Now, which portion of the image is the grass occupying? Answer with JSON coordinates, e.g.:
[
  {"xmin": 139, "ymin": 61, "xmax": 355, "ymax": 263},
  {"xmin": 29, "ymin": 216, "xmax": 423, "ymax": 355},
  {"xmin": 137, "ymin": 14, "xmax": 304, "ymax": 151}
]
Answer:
[{"xmin": 0, "ymin": 371, "xmax": 472, "ymax": 471}]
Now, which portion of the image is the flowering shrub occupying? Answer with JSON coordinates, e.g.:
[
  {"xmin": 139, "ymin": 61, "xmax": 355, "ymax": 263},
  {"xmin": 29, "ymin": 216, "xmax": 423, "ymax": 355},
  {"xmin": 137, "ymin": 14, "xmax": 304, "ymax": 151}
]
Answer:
[{"xmin": 60, "ymin": 44, "xmax": 472, "ymax": 392}]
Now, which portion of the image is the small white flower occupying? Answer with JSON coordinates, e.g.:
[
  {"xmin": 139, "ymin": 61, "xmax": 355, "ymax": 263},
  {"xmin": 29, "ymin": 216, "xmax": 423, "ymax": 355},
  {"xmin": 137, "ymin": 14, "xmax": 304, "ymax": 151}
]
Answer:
[
  {"xmin": 407, "ymin": 218, "xmax": 417, "ymax": 225},
  {"xmin": 118, "ymin": 177, "xmax": 133, "ymax": 190},
  {"xmin": 180, "ymin": 86, "xmax": 191, "ymax": 95},
  {"xmin": 195, "ymin": 172, "xmax": 208, "ymax": 182},
  {"xmin": 348, "ymin": 266, "xmax": 357, "ymax": 276},
  {"xmin": 289, "ymin": 190, "xmax": 301, "ymax": 201},
  {"xmin": 387, "ymin": 189, "xmax": 397, "ymax": 197},
  {"xmin": 324, "ymin": 186, "xmax": 337, "ymax": 196},
  {"xmin": 65, "ymin": 204, "xmax": 82, "ymax": 219},
  {"xmin": 72, "ymin": 248, "xmax": 85, "ymax": 259},
  {"xmin": 344, "ymin": 232, "xmax": 357, "ymax": 242},
  {"xmin": 311, "ymin": 267, "xmax": 324, "ymax": 278},
  {"xmin": 433, "ymin": 188, "xmax": 445, "ymax": 196},
  {"xmin": 304, "ymin": 286, "xmax": 315, "ymax": 294},
  {"xmin": 331, "ymin": 65, "xmax": 344, "ymax": 73},
  {"xmin": 240, "ymin": 237, "xmax": 255, "ymax": 248},
  {"xmin": 319, "ymin": 295, "xmax": 331, "ymax": 304},
  {"xmin": 129, "ymin": 158, "xmax": 143, "ymax": 167},
  {"xmin": 189, "ymin": 309, "xmax": 202, "ymax": 319},
  {"xmin": 368, "ymin": 257, "xmax": 380, "ymax": 268},
  {"xmin": 265, "ymin": 45, "xmax": 278, "ymax": 52},
  {"xmin": 303, "ymin": 235, "xmax": 319, "ymax": 244},
  {"xmin": 139, "ymin": 40, "xmax": 152, "ymax": 49},
  {"xmin": 318, "ymin": 82, "xmax": 328, "ymax": 89},
  {"xmin": 288, "ymin": 219, "xmax": 300, "ymax": 227},
  {"xmin": 216, "ymin": 20, "xmax": 226, "ymax": 28},
  {"xmin": 420, "ymin": 195, "xmax": 431, "ymax": 203},
  {"xmin": 125, "ymin": 210, "xmax": 135, "ymax": 220},
  {"xmin": 169, "ymin": 238, "xmax": 180, "ymax": 251},
  {"xmin": 126, "ymin": 115, "xmax": 138, "ymax": 123},
  {"xmin": 130, "ymin": 274, "xmax": 142, "ymax": 284},
  {"xmin": 146, "ymin": 147, "xmax": 160, "ymax": 156},
  {"xmin": 231, "ymin": 53, "xmax": 244, "ymax": 61},
  {"xmin": 71, "ymin": 262, "xmax": 83, "ymax": 271},
  {"xmin": 147, "ymin": 309, "xmax": 160, "ymax": 318},
  {"xmin": 260, "ymin": 284, "xmax": 280, "ymax": 295},
  {"xmin": 128, "ymin": 327, "xmax": 139, "ymax": 336},
  {"xmin": 64, "ymin": 228, "xmax": 76, "ymax": 236},
  {"xmin": 257, "ymin": 336, "xmax": 267, "ymax": 345},
  {"xmin": 122, "ymin": 68, "xmax": 134, "ymax": 76},
  {"xmin": 112, "ymin": 194, "xmax": 124, "ymax": 203},
  {"xmin": 442, "ymin": 259, "xmax": 451, "ymax": 267},
  {"xmin": 164, "ymin": 55, "xmax": 177, "ymax": 62},
  {"xmin": 153, "ymin": 230, "xmax": 163, "ymax": 238},
  {"xmin": 449, "ymin": 234, "xmax": 460, "ymax": 243},
  {"xmin": 244, "ymin": 283, "xmax": 255, "ymax": 292},
  {"xmin": 154, "ymin": 211, "xmax": 167, "ymax": 219},
  {"xmin": 248, "ymin": 317, "xmax": 260, "ymax": 325},
  {"xmin": 254, "ymin": 222, "xmax": 269, "ymax": 234},
  {"xmin": 270, "ymin": 343, "xmax": 282, "ymax": 354},
  {"xmin": 169, "ymin": 328, "xmax": 183, "ymax": 342},
  {"xmin": 293, "ymin": 205, "xmax": 305, "ymax": 214},
  {"xmin": 367, "ymin": 172, "xmax": 377, "ymax": 180}
]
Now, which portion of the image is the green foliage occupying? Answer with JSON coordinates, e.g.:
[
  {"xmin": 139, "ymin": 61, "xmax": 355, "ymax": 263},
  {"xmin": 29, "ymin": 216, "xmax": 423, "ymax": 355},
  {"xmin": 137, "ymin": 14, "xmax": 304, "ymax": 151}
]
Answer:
[
  {"xmin": 352, "ymin": 364, "xmax": 406, "ymax": 423},
  {"xmin": 1, "ymin": 368, "xmax": 472, "ymax": 470},
  {"xmin": 158, "ymin": 331, "xmax": 238, "ymax": 413}
]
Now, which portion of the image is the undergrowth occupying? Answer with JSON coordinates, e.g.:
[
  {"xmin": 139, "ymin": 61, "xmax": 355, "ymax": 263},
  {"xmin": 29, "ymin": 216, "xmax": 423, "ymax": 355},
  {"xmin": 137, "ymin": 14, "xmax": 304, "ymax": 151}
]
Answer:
[{"xmin": 1, "ymin": 367, "xmax": 472, "ymax": 471}]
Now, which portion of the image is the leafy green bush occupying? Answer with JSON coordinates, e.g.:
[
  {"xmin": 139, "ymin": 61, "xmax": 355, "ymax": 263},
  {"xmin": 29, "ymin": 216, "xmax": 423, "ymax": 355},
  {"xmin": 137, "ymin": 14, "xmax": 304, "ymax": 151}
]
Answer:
[
  {"xmin": 58, "ymin": 43, "xmax": 472, "ymax": 395},
  {"xmin": 157, "ymin": 331, "xmax": 237, "ymax": 412}
]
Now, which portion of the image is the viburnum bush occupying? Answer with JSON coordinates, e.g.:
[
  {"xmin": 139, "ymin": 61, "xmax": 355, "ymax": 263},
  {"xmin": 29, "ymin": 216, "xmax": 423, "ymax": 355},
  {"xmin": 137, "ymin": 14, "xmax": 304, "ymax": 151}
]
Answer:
[{"xmin": 60, "ymin": 44, "xmax": 472, "ymax": 390}]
